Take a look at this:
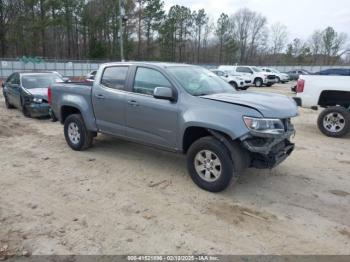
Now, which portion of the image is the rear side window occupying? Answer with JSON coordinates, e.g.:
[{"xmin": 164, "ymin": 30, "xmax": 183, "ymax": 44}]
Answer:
[
  {"xmin": 101, "ymin": 66, "xmax": 129, "ymax": 90},
  {"xmin": 236, "ymin": 67, "xmax": 253, "ymax": 74},
  {"xmin": 133, "ymin": 67, "xmax": 171, "ymax": 96}
]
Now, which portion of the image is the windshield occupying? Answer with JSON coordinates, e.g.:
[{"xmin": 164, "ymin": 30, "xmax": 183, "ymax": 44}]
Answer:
[
  {"xmin": 168, "ymin": 66, "xmax": 235, "ymax": 96},
  {"xmin": 22, "ymin": 74, "xmax": 64, "ymax": 89},
  {"xmin": 252, "ymin": 67, "xmax": 263, "ymax": 72}
]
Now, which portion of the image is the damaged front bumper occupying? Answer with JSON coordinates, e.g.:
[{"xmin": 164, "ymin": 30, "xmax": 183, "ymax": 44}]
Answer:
[{"xmin": 241, "ymin": 128, "xmax": 295, "ymax": 169}]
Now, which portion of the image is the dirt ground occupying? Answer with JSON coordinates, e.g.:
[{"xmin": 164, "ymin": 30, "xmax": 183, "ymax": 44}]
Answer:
[{"xmin": 0, "ymin": 83, "xmax": 349, "ymax": 256}]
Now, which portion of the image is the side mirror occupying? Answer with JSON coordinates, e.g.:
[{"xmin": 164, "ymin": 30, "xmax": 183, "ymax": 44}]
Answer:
[
  {"xmin": 225, "ymin": 74, "xmax": 229, "ymax": 78},
  {"xmin": 153, "ymin": 87, "xmax": 174, "ymax": 101}
]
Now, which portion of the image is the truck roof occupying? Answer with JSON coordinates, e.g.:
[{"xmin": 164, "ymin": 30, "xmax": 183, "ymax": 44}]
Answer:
[{"xmin": 101, "ymin": 61, "xmax": 193, "ymax": 68}]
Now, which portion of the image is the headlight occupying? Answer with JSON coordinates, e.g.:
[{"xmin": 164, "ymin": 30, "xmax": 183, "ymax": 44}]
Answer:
[
  {"xmin": 243, "ymin": 116, "xmax": 285, "ymax": 135},
  {"xmin": 32, "ymin": 97, "xmax": 43, "ymax": 103}
]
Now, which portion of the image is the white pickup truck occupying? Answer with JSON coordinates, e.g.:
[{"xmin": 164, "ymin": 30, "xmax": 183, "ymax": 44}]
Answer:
[{"xmin": 295, "ymin": 75, "xmax": 350, "ymax": 137}]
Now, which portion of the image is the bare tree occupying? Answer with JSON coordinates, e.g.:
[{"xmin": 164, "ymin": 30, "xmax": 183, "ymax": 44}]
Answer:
[{"xmin": 270, "ymin": 22, "xmax": 288, "ymax": 55}]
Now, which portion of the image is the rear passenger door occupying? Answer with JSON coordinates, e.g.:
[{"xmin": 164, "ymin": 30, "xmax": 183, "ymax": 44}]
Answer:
[
  {"xmin": 92, "ymin": 66, "xmax": 130, "ymax": 136},
  {"xmin": 236, "ymin": 67, "xmax": 254, "ymax": 80},
  {"xmin": 125, "ymin": 66, "xmax": 179, "ymax": 150}
]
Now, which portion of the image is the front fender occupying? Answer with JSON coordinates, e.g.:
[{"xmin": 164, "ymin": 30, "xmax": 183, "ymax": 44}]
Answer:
[{"xmin": 179, "ymin": 102, "xmax": 262, "ymax": 146}]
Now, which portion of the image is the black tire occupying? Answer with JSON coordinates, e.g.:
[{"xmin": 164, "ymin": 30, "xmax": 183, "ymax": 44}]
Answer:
[
  {"xmin": 21, "ymin": 96, "xmax": 31, "ymax": 117},
  {"xmin": 4, "ymin": 93, "xmax": 14, "ymax": 109},
  {"xmin": 64, "ymin": 114, "xmax": 93, "ymax": 151},
  {"xmin": 229, "ymin": 81, "xmax": 238, "ymax": 90},
  {"xmin": 266, "ymin": 83, "xmax": 273, "ymax": 87},
  {"xmin": 254, "ymin": 78, "xmax": 263, "ymax": 87},
  {"xmin": 239, "ymin": 86, "xmax": 249, "ymax": 91},
  {"xmin": 187, "ymin": 136, "xmax": 237, "ymax": 192},
  {"xmin": 317, "ymin": 107, "xmax": 350, "ymax": 138}
]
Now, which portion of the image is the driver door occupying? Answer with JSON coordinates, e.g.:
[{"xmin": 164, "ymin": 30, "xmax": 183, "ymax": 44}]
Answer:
[
  {"xmin": 6, "ymin": 73, "xmax": 21, "ymax": 107},
  {"xmin": 126, "ymin": 67, "xmax": 179, "ymax": 150}
]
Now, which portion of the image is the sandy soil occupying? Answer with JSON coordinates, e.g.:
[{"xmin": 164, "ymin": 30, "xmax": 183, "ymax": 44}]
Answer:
[{"xmin": 0, "ymin": 84, "xmax": 349, "ymax": 256}]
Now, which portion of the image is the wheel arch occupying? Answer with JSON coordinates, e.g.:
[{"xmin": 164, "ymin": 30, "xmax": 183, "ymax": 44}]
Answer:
[{"xmin": 318, "ymin": 90, "xmax": 350, "ymax": 108}]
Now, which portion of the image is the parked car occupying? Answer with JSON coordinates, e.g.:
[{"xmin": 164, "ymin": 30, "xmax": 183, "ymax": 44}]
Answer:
[
  {"xmin": 38, "ymin": 71, "xmax": 71, "ymax": 82},
  {"xmin": 210, "ymin": 69, "xmax": 250, "ymax": 90},
  {"xmin": 286, "ymin": 69, "xmax": 311, "ymax": 81},
  {"xmin": 313, "ymin": 68, "xmax": 350, "ymax": 76},
  {"xmin": 2, "ymin": 72, "xmax": 64, "ymax": 117},
  {"xmin": 85, "ymin": 70, "xmax": 97, "ymax": 83},
  {"xmin": 261, "ymin": 67, "xmax": 290, "ymax": 83},
  {"xmin": 50, "ymin": 62, "xmax": 298, "ymax": 193},
  {"xmin": 295, "ymin": 75, "xmax": 350, "ymax": 137},
  {"xmin": 218, "ymin": 65, "xmax": 277, "ymax": 87}
]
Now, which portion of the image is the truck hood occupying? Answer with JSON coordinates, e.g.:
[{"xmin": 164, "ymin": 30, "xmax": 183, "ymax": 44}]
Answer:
[
  {"xmin": 26, "ymin": 88, "xmax": 48, "ymax": 99},
  {"xmin": 201, "ymin": 92, "xmax": 298, "ymax": 119}
]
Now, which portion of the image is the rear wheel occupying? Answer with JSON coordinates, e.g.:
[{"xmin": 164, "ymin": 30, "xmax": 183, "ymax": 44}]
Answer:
[
  {"xmin": 187, "ymin": 136, "xmax": 237, "ymax": 192},
  {"xmin": 317, "ymin": 106, "xmax": 350, "ymax": 138},
  {"xmin": 64, "ymin": 114, "xmax": 93, "ymax": 151}
]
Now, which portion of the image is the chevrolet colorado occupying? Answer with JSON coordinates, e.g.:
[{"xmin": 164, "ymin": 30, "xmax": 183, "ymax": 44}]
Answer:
[{"xmin": 50, "ymin": 62, "xmax": 298, "ymax": 192}]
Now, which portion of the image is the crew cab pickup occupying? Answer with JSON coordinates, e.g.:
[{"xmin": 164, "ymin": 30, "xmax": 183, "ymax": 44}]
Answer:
[
  {"xmin": 295, "ymin": 75, "xmax": 350, "ymax": 138},
  {"xmin": 50, "ymin": 62, "xmax": 298, "ymax": 192}
]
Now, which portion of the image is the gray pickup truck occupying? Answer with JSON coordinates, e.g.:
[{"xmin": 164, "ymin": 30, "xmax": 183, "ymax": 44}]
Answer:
[{"xmin": 50, "ymin": 62, "xmax": 298, "ymax": 192}]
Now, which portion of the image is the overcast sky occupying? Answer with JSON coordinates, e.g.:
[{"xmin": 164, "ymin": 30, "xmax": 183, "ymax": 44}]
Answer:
[{"xmin": 164, "ymin": 0, "xmax": 350, "ymax": 41}]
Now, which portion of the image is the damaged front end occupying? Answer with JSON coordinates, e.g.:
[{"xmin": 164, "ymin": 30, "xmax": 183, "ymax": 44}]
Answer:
[{"xmin": 241, "ymin": 118, "xmax": 295, "ymax": 169}]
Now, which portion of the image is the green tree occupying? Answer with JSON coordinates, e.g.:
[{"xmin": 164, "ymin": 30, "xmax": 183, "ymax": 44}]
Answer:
[{"xmin": 143, "ymin": 0, "xmax": 164, "ymax": 59}]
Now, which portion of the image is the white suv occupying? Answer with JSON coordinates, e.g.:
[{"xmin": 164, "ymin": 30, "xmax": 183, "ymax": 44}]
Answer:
[
  {"xmin": 218, "ymin": 66, "xmax": 277, "ymax": 87},
  {"xmin": 211, "ymin": 69, "xmax": 250, "ymax": 90},
  {"xmin": 261, "ymin": 67, "xmax": 290, "ymax": 83}
]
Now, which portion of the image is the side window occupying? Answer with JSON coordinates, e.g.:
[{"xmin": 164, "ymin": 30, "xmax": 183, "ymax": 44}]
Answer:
[
  {"xmin": 13, "ymin": 74, "xmax": 20, "ymax": 85},
  {"xmin": 236, "ymin": 67, "xmax": 246, "ymax": 73},
  {"xmin": 6, "ymin": 74, "xmax": 15, "ymax": 83},
  {"xmin": 133, "ymin": 67, "xmax": 171, "ymax": 96},
  {"xmin": 7, "ymin": 73, "xmax": 20, "ymax": 85},
  {"xmin": 237, "ymin": 67, "xmax": 253, "ymax": 74},
  {"xmin": 101, "ymin": 66, "xmax": 129, "ymax": 90}
]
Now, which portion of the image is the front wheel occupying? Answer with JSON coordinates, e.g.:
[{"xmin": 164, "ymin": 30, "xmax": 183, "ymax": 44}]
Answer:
[
  {"xmin": 64, "ymin": 114, "xmax": 93, "ymax": 151},
  {"xmin": 21, "ymin": 96, "xmax": 31, "ymax": 117},
  {"xmin": 317, "ymin": 107, "xmax": 350, "ymax": 138},
  {"xmin": 229, "ymin": 81, "xmax": 238, "ymax": 90},
  {"xmin": 187, "ymin": 136, "xmax": 236, "ymax": 192},
  {"xmin": 254, "ymin": 78, "xmax": 263, "ymax": 87}
]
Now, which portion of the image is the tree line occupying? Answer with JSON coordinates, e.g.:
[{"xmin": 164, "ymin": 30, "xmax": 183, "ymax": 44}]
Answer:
[{"xmin": 1, "ymin": 0, "xmax": 349, "ymax": 65}]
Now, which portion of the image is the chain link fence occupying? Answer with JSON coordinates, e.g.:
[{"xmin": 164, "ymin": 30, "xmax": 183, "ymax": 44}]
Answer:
[
  {"xmin": 0, "ymin": 59, "xmax": 105, "ymax": 80},
  {"xmin": 1, "ymin": 58, "xmax": 350, "ymax": 80}
]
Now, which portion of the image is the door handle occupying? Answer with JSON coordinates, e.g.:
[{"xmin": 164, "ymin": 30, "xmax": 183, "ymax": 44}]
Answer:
[
  {"xmin": 128, "ymin": 100, "xmax": 139, "ymax": 107},
  {"xmin": 95, "ymin": 94, "xmax": 105, "ymax": 100}
]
